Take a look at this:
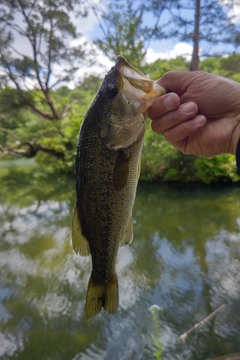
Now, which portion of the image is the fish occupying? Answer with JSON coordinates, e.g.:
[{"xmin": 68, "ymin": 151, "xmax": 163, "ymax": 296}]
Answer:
[{"xmin": 72, "ymin": 56, "xmax": 165, "ymax": 319}]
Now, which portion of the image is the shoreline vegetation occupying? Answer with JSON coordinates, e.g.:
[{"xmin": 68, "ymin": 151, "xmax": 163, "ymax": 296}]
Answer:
[{"xmin": 1, "ymin": 56, "xmax": 240, "ymax": 185}]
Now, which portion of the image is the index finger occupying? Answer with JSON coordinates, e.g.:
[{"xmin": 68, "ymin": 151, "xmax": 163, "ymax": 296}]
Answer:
[{"xmin": 148, "ymin": 92, "xmax": 180, "ymax": 120}]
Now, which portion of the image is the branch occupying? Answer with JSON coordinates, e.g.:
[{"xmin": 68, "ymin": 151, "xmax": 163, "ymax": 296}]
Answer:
[
  {"xmin": 27, "ymin": 0, "xmax": 37, "ymax": 18},
  {"xmin": 16, "ymin": 1, "xmax": 45, "ymax": 92},
  {"xmin": 0, "ymin": 18, "xmax": 26, "ymax": 37},
  {"xmin": 0, "ymin": 142, "xmax": 65, "ymax": 159},
  {"xmin": 45, "ymin": 18, "xmax": 53, "ymax": 89},
  {"xmin": 87, "ymin": 1, "xmax": 109, "ymax": 42},
  {"xmin": 1, "ymin": 60, "xmax": 54, "ymax": 120},
  {"xmin": 177, "ymin": 304, "xmax": 226, "ymax": 341},
  {"xmin": 7, "ymin": 73, "xmax": 55, "ymax": 120},
  {"xmin": 144, "ymin": 2, "xmax": 166, "ymax": 50},
  {"xmin": 49, "ymin": 72, "xmax": 77, "ymax": 89},
  {"xmin": 25, "ymin": 142, "xmax": 65, "ymax": 159},
  {"xmin": 17, "ymin": 0, "xmax": 60, "ymax": 120},
  {"xmin": 8, "ymin": 44, "xmax": 26, "ymax": 59},
  {"xmin": 0, "ymin": 146, "xmax": 25, "ymax": 157}
]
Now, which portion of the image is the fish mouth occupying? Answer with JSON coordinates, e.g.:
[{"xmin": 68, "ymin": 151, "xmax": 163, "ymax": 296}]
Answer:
[{"xmin": 116, "ymin": 56, "xmax": 166, "ymax": 111}]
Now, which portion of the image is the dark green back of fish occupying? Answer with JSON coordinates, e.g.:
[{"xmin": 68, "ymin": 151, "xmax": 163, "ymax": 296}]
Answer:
[{"xmin": 75, "ymin": 103, "xmax": 143, "ymax": 284}]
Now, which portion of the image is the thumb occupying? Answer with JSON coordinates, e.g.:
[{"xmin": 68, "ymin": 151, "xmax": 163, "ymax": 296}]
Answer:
[{"xmin": 157, "ymin": 71, "xmax": 194, "ymax": 96}]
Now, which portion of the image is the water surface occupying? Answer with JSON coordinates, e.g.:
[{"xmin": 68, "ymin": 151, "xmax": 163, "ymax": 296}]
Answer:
[{"xmin": 0, "ymin": 167, "xmax": 240, "ymax": 359}]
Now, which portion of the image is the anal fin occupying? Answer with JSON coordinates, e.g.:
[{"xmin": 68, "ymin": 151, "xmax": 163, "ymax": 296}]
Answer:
[{"xmin": 72, "ymin": 205, "xmax": 90, "ymax": 256}]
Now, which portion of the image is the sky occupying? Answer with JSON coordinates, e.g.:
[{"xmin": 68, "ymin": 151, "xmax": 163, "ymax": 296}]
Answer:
[
  {"xmin": 77, "ymin": 2, "xmax": 194, "ymax": 57},
  {"xmin": 68, "ymin": 0, "xmax": 240, "ymax": 85},
  {"xmin": 72, "ymin": 40, "xmax": 194, "ymax": 87},
  {"xmin": 67, "ymin": 19, "xmax": 192, "ymax": 86},
  {"xmin": 3, "ymin": 0, "xmax": 240, "ymax": 88}
]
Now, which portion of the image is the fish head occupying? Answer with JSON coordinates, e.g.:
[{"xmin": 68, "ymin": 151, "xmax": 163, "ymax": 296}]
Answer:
[{"xmin": 98, "ymin": 56, "xmax": 166, "ymax": 150}]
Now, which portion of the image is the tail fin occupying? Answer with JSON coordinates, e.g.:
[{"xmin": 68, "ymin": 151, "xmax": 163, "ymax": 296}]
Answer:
[{"xmin": 85, "ymin": 272, "xmax": 118, "ymax": 319}]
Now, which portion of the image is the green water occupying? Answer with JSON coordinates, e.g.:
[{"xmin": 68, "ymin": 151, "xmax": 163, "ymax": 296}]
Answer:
[{"xmin": 0, "ymin": 166, "xmax": 240, "ymax": 359}]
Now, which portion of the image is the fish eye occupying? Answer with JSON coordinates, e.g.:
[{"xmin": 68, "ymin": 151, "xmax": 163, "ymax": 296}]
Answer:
[{"xmin": 105, "ymin": 83, "xmax": 118, "ymax": 99}]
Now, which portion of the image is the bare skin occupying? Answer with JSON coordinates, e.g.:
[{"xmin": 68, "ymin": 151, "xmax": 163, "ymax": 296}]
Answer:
[{"xmin": 148, "ymin": 71, "xmax": 240, "ymax": 157}]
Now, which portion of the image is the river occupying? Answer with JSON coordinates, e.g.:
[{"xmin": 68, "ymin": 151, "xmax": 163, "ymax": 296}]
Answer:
[{"xmin": 0, "ymin": 165, "xmax": 240, "ymax": 359}]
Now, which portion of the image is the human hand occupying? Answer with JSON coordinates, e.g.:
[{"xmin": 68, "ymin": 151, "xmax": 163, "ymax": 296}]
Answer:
[{"xmin": 148, "ymin": 71, "xmax": 240, "ymax": 157}]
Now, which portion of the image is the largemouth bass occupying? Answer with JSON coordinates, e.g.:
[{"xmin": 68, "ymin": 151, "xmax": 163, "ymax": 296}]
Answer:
[{"xmin": 72, "ymin": 56, "xmax": 165, "ymax": 319}]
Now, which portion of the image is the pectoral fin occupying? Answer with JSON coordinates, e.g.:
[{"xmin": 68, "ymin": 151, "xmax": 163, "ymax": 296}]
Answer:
[
  {"xmin": 113, "ymin": 149, "xmax": 130, "ymax": 190},
  {"xmin": 119, "ymin": 216, "xmax": 133, "ymax": 246},
  {"xmin": 72, "ymin": 205, "xmax": 90, "ymax": 256}
]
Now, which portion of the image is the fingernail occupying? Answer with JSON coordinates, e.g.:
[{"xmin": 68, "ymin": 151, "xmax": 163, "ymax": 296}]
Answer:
[
  {"xmin": 195, "ymin": 115, "xmax": 206, "ymax": 126},
  {"xmin": 163, "ymin": 95, "xmax": 176, "ymax": 108},
  {"xmin": 182, "ymin": 102, "xmax": 196, "ymax": 113}
]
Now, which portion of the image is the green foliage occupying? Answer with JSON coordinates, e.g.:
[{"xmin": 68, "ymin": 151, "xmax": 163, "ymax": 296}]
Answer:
[
  {"xmin": 94, "ymin": 0, "xmax": 147, "ymax": 67},
  {"xmin": 2, "ymin": 52, "xmax": 240, "ymax": 184},
  {"xmin": 199, "ymin": 57, "xmax": 222, "ymax": 74},
  {"xmin": 78, "ymin": 75, "xmax": 102, "ymax": 95},
  {"xmin": 0, "ymin": 0, "xmax": 91, "ymax": 91},
  {"xmin": 1, "ymin": 0, "xmax": 240, "ymax": 184},
  {"xmin": 141, "ymin": 117, "xmax": 240, "ymax": 184},
  {"xmin": 219, "ymin": 54, "xmax": 240, "ymax": 82},
  {"xmin": 141, "ymin": 118, "xmax": 198, "ymax": 183},
  {"xmin": 144, "ymin": 57, "xmax": 190, "ymax": 80},
  {"xmin": 30, "ymin": 87, "xmax": 94, "ymax": 174},
  {"xmin": 195, "ymin": 155, "xmax": 239, "ymax": 184},
  {"xmin": 200, "ymin": 54, "xmax": 240, "ymax": 82},
  {"xmin": 0, "ymin": 82, "xmax": 95, "ymax": 174},
  {"xmin": 141, "ymin": 121, "xmax": 179, "ymax": 181}
]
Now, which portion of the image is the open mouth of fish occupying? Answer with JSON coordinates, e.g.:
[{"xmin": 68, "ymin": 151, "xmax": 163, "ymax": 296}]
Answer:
[{"xmin": 116, "ymin": 56, "xmax": 166, "ymax": 112}]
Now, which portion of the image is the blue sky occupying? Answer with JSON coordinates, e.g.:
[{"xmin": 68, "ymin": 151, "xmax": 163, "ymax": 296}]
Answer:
[
  {"xmin": 69, "ymin": 3, "xmax": 194, "ymax": 82},
  {"xmin": 72, "ymin": 0, "xmax": 240, "ymax": 82},
  {"xmin": 6, "ymin": 0, "xmax": 240, "ymax": 88}
]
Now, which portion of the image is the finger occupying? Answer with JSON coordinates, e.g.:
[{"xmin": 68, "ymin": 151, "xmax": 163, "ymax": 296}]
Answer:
[
  {"xmin": 163, "ymin": 115, "xmax": 207, "ymax": 146},
  {"xmin": 148, "ymin": 92, "xmax": 180, "ymax": 120},
  {"xmin": 156, "ymin": 71, "xmax": 196, "ymax": 95},
  {"xmin": 151, "ymin": 102, "xmax": 198, "ymax": 134}
]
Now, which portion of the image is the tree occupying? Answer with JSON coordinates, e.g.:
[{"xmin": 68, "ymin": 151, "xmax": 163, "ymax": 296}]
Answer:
[
  {"xmin": 167, "ymin": 0, "xmax": 240, "ymax": 70},
  {"xmin": 92, "ymin": 0, "xmax": 240, "ymax": 71},
  {"xmin": 0, "ymin": 0, "xmax": 94, "ymax": 160},
  {"xmin": 90, "ymin": 0, "xmax": 170, "ymax": 68}
]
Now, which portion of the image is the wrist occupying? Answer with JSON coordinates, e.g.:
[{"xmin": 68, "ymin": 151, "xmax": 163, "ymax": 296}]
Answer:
[
  {"xmin": 236, "ymin": 138, "xmax": 240, "ymax": 169},
  {"xmin": 232, "ymin": 120, "xmax": 240, "ymax": 169},
  {"xmin": 229, "ymin": 119, "xmax": 240, "ymax": 156},
  {"xmin": 228, "ymin": 82, "xmax": 240, "ymax": 157}
]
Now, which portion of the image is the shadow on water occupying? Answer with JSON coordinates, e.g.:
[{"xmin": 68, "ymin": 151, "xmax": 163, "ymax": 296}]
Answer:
[{"xmin": 0, "ymin": 165, "xmax": 240, "ymax": 360}]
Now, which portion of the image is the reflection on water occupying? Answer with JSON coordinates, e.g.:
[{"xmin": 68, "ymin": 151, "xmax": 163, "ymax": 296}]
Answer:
[{"xmin": 0, "ymin": 169, "xmax": 240, "ymax": 359}]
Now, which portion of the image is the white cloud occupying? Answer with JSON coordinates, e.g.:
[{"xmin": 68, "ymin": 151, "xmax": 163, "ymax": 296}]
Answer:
[
  {"xmin": 58, "ymin": 41, "xmax": 194, "ymax": 88},
  {"xmin": 228, "ymin": 5, "xmax": 240, "ymax": 23},
  {"xmin": 72, "ymin": 0, "xmax": 106, "ymax": 35},
  {"xmin": 60, "ymin": 36, "xmax": 114, "ymax": 88},
  {"xmin": 3, "ymin": 0, "xmax": 196, "ymax": 88},
  {"xmin": 146, "ymin": 42, "xmax": 193, "ymax": 63},
  {"xmin": 219, "ymin": 0, "xmax": 240, "ymax": 23}
]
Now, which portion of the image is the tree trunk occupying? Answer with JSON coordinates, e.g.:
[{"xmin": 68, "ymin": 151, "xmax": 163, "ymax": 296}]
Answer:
[{"xmin": 190, "ymin": 0, "xmax": 200, "ymax": 71}]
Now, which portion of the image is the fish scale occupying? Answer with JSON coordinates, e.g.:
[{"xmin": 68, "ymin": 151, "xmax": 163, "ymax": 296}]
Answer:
[{"xmin": 72, "ymin": 56, "xmax": 165, "ymax": 318}]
